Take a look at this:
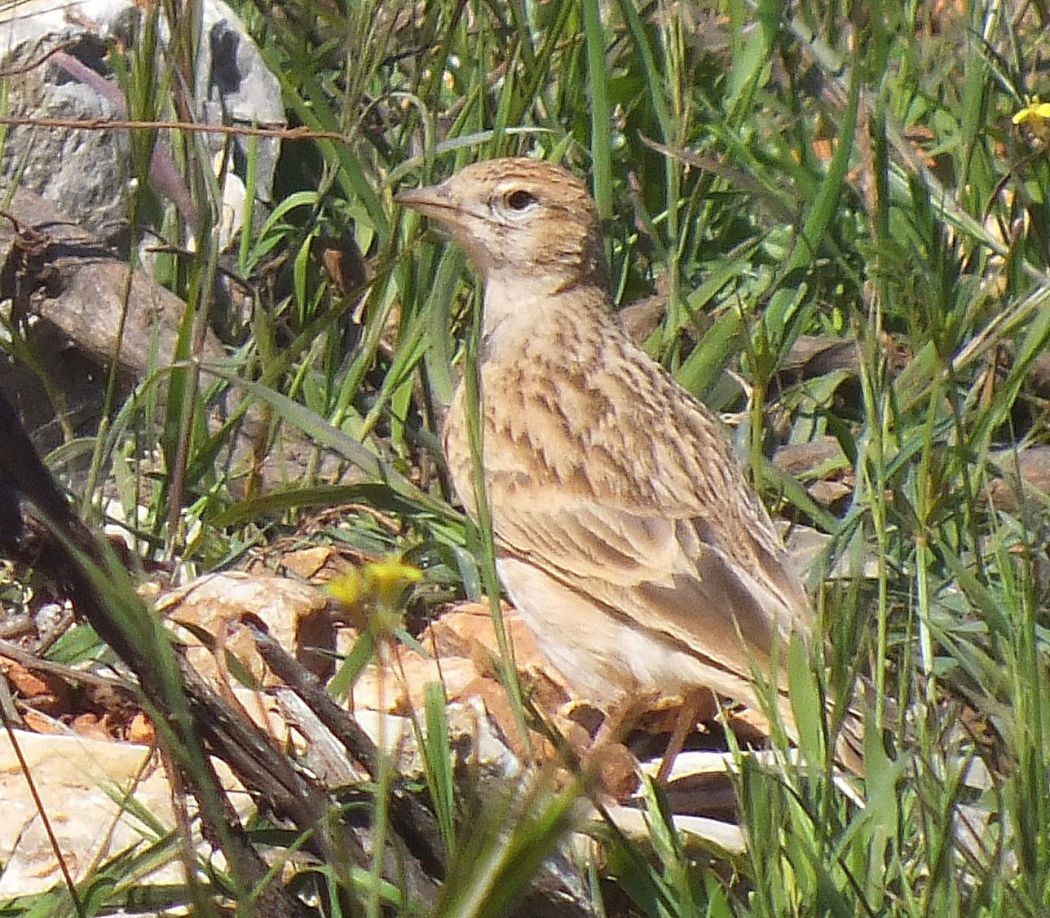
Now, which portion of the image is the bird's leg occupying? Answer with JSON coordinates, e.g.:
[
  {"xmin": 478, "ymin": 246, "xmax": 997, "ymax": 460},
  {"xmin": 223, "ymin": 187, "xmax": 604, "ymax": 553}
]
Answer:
[
  {"xmin": 656, "ymin": 688, "xmax": 715, "ymax": 783},
  {"xmin": 576, "ymin": 690, "xmax": 659, "ymax": 802},
  {"xmin": 590, "ymin": 690, "xmax": 660, "ymax": 749}
]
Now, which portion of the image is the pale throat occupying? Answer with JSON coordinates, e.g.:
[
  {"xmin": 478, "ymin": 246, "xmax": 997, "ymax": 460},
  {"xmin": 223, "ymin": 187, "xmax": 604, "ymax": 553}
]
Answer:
[{"xmin": 479, "ymin": 267, "xmax": 573, "ymax": 357}]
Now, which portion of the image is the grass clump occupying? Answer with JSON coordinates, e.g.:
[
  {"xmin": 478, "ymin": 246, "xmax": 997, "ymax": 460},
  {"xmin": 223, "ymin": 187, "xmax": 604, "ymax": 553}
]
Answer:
[{"xmin": 1, "ymin": 0, "xmax": 1049, "ymax": 914}]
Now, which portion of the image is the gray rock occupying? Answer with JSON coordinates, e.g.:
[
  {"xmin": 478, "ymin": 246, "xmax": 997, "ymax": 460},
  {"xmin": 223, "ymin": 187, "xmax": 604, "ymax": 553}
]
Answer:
[
  {"xmin": 0, "ymin": 0, "xmax": 284, "ymax": 246},
  {"xmin": 2, "ymin": 36, "xmax": 131, "ymax": 245}
]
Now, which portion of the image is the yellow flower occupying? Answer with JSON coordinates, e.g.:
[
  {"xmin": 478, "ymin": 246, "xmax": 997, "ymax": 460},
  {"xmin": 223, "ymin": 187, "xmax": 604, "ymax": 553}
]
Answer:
[
  {"xmin": 328, "ymin": 558, "xmax": 423, "ymax": 636},
  {"xmin": 1013, "ymin": 96, "xmax": 1050, "ymax": 137}
]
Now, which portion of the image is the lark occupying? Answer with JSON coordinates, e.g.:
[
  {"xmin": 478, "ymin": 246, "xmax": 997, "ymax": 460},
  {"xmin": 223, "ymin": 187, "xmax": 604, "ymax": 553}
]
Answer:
[{"xmin": 397, "ymin": 158, "xmax": 859, "ymax": 772}]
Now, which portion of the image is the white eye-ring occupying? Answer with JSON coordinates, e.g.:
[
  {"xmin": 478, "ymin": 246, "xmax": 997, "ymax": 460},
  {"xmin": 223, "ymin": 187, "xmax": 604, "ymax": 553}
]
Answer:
[{"xmin": 504, "ymin": 188, "xmax": 538, "ymax": 212}]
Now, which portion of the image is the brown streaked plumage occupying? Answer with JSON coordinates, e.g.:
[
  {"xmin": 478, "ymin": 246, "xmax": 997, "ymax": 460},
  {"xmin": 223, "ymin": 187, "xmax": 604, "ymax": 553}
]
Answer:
[{"xmin": 397, "ymin": 158, "xmax": 860, "ymax": 771}]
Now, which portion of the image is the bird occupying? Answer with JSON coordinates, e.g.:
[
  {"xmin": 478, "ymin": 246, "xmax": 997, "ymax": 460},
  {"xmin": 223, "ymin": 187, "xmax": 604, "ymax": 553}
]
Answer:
[{"xmin": 396, "ymin": 157, "xmax": 861, "ymax": 774}]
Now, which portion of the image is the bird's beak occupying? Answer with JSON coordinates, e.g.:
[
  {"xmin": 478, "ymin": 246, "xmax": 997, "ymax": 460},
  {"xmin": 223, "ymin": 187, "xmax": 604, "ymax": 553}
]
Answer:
[
  {"xmin": 394, "ymin": 181, "xmax": 459, "ymax": 222},
  {"xmin": 396, "ymin": 179, "xmax": 487, "ymax": 272}
]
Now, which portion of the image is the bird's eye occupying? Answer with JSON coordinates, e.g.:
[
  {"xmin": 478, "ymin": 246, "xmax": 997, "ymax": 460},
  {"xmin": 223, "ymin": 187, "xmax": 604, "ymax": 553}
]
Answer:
[{"xmin": 505, "ymin": 189, "xmax": 538, "ymax": 211}]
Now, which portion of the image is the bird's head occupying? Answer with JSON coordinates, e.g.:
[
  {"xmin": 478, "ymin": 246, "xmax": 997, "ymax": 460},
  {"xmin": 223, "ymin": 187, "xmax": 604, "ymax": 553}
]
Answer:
[{"xmin": 396, "ymin": 158, "xmax": 610, "ymax": 293}]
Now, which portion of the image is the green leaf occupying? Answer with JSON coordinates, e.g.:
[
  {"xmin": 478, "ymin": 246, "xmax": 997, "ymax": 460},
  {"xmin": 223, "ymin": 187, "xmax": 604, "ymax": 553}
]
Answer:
[
  {"xmin": 423, "ymin": 681, "xmax": 458, "ymax": 859},
  {"xmin": 787, "ymin": 632, "xmax": 826, "ymax": 768}
]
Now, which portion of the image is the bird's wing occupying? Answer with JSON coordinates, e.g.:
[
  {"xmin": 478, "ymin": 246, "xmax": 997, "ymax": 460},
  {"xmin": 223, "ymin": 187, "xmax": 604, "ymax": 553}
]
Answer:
[
  {"xmin": 488, "ymin": 485, "xmax": 807, "ymax": 690},
  {"xmin": 446, "ymin": 331, "xmax": 814, "ymax": 691}
]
